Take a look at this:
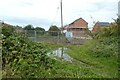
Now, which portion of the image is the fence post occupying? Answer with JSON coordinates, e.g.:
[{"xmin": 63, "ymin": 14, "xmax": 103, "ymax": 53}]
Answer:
[
  {"xmin": 57, "ymin": 31, "xmax": 59, "ymax": 44},
  {"xmin": 35, "ymin": 30, "xmax": 37, "ymax": 41}
]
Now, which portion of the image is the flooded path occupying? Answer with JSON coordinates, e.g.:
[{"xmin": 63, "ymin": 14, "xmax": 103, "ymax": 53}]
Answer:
[{"xmin": 48, "ymin": 47, "xmax": 73, "ymax": 62}]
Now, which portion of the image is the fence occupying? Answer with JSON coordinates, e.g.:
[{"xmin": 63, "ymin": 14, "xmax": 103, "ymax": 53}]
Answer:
[
  {"xmin": 23, "ymin": 30, "xmax": 68, "ymax": 44},
  {"xmin": 19, "ymin": 30, "xmax": 92, "ymax": 45}
]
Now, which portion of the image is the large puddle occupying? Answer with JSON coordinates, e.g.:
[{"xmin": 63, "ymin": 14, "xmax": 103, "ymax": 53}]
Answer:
[{"xmin": 48, "ymin": 48, "xmax": 73, "ymax": 62}]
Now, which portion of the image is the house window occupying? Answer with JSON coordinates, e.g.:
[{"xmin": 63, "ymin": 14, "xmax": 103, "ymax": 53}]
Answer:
[{"xmin": 80, "ymin": 28, "xmax": 83, "ymax": 31}]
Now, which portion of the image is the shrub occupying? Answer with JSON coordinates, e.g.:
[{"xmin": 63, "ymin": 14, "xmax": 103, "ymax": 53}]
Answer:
[
  {"xmin": 2, "ymin": 25, "xmax": 15, "ymax": 37},
  {"xmin": 2, "ymin": 33, "xmax": 54, "ymax": 78}
]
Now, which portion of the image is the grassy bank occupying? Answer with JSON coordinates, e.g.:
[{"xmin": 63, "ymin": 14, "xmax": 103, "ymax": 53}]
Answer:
[
  {"xmin": 39, "ymin": 36, "xmax": 118, "ymax": 78},
  {"xmin": 64, "ymin": 25, "xmax": 118, "ymax": 78},
  {"xmin": 65, "ymin": 40, "xmax": 118, "ymax": 78}
]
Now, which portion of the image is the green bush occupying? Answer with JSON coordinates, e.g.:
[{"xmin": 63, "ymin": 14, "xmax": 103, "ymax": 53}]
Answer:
[
  {"xmin": 89, "ymin": 21, "xmax": 118, "ymax": 58},
  {"xmin": 2, "ymin": 25, "xmax": 15, "ymax": 37},
  {"xmin": 2, "ymin": 33, "xmax": 54, "ymax": 78}
]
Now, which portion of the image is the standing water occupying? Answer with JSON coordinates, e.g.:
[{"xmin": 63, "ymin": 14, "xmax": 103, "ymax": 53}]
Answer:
[{"xmin": 52, "ymin": 48, "xmax": 73, "ymax": 62}]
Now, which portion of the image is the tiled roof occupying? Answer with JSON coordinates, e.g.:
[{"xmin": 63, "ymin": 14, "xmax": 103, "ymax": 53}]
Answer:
[
  {"xmin": 69, "ymin": 18, "xmax": 88, "ymax": 25},
  {"xmin": 98, "ymin": 22, "xmax": 110, "ymax": 27}
]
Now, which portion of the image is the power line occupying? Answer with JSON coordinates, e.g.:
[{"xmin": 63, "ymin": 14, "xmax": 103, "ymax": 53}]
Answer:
[{"xmin": 51, "ymin": 2, "xmax": 60, "ymax": 26}]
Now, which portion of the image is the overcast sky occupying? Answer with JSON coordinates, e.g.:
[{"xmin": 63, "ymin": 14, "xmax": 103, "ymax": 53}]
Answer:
[{"xmin": 0, "ymin": 0, "xmax": 119, "ymax": 30}]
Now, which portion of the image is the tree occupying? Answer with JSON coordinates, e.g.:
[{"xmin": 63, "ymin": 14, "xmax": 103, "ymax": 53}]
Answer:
[
  {"xmin": 35, "ymin": 27, "xmax": 45, "ymax": 31},
  {"xmin": 48, "ymin": 25, "xmax": 60, "ymax": 31},
  {"xmin": 48, "ymin": 25, "xmax": 60, "ymax": 36},
  {"xmin": 24, "ymin": 24, "xmax": 34, "ymax": 30},
  {"xmin": 23, "ymin": 25, "xmax": 34, "ymax": 37},
  {"xmin": 35, "ymin": 27, "xmax": 45, "ymax": 36}
]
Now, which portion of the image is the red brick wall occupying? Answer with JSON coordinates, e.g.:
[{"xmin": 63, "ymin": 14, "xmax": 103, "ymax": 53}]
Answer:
[
  {"xmin": 67, "ymin": 18, "xmax": 88, "ymax": 37},
  {"xmin": 74, "ymin": 19, "xmax": 88, "ymax": 27}
]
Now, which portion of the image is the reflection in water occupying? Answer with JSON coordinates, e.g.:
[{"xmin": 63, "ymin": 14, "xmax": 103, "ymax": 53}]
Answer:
[{"xmin": 52, "ymin": 48, "xmax": 73, "ymax": 62}]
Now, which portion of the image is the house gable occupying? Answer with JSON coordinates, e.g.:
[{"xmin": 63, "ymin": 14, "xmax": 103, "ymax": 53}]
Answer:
[
  {"xmin": 92, "ymin": 22, "xmax": 110, "ymax": 32},
  {"xmin": 64, "ymin": 17, "xmax": 89, "ymax": 38},
  {"xmin": 69, "ymin": 18, "xmax": 88, "ymax": 28}
]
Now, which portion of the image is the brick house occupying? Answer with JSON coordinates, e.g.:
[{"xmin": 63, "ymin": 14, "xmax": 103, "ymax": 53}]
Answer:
[
  {"xmin": 64, "ymin": 18, "xmax": 88, "ymax": 38},
  {"xmin": 92, "ymin": 22, "xmax": 110, "ymax": 33}
]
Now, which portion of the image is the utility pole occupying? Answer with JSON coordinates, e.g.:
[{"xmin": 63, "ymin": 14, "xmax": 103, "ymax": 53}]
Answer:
[
  {"xmin": 61, "ymin": 0, "xmax": 63, "ymax": 36},
  {"xmin": 60, "ymin": 0, "xmax": 64, "ymax": 58}
]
